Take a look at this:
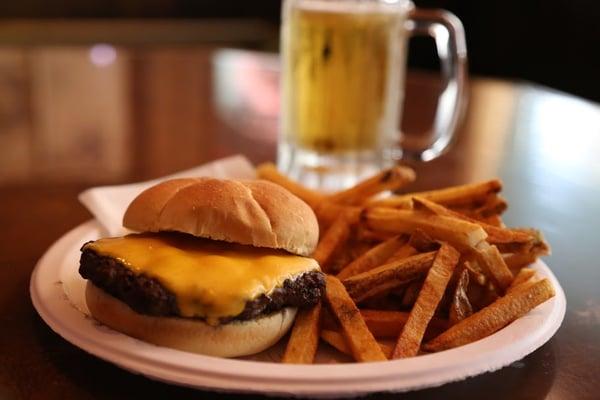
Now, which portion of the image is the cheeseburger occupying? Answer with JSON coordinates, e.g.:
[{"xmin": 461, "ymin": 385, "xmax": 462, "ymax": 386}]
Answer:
[{"xmin": 79, "ymin": 178, "xmax": 325, "ymax": 357}]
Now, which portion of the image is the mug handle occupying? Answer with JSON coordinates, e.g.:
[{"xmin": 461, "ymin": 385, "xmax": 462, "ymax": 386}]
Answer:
[{"xmin": 402, "ymin": 9, "xmax": 468, "ymax": 162}]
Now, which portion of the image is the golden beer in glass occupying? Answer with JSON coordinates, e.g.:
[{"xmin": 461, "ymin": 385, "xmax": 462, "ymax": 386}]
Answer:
[
  {"xmin": 283, "ymin": 3, "xmax": 405, "ymax": 153},
  {"xmin": 279, "ymin": 0, "xmax": 467, "ymax": 190}
]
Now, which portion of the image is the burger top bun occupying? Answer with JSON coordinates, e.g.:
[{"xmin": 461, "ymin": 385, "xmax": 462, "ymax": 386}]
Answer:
[{"xmin": 123, "ymin": 177, "xmax": 319, "ymax": 256}]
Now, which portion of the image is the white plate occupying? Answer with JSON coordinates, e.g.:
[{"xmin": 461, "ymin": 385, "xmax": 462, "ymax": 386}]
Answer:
[{"xmin": 30, "ymin": 220, "xmax": 566, "ymax": 398}]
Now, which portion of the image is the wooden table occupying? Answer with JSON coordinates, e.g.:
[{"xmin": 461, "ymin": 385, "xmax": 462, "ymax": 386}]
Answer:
[{"xmin": 1, "ymin": 47, "xmax": 599, "ymax": 399}]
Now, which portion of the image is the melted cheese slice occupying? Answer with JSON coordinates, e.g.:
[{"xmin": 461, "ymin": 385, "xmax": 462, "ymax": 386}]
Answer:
[{"xmin": 85, "ymin": 233, "xmax": 319, "ymax": 324}]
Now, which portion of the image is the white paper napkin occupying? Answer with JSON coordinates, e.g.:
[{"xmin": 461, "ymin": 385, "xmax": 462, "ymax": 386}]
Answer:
[{"xmin": 78, "ymin": 155, "xmax": 256, "ymax": 237}]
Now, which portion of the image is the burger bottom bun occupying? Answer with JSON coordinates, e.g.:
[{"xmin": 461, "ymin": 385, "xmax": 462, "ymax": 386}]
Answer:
[{"xmin": 85, "ymin": 282, "xmax": 297, "ymax": 358}]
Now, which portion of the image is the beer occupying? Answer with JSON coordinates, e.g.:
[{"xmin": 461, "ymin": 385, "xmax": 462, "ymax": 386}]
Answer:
[{"xmin": 281, "ymin": 1, "xmax": 407, "ymax": 153}]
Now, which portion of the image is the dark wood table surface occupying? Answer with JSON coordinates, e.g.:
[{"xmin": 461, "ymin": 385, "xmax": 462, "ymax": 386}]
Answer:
[{"xmin": 1, "ymin": 46, "xmax": 599, "ymax": 399}]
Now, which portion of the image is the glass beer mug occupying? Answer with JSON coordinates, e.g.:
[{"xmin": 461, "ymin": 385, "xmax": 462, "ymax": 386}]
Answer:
[{"xmin": 278, "ymin": 0, "xmax": 467, "ymax": 191}]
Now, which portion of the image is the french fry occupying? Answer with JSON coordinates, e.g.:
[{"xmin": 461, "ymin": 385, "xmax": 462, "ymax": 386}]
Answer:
[
  {"xmin": 413, "ymin": 196, "xmax": 533, "ymax": 249},
  {"xmin": 320, "ymin": 330, "xmax": 354, "ymax": 358},
  {"xmin": 363, "ymin": 208, "xmax": 487, "ymax": 249},
  {"xmin": 503, "ymin": 233, "xmax": 550, "ymax": 272},
  {"xmin": 507, "ymin": 268, "xmax": 537, "ymax": 293},
  {"xmin": 389, "ymin": 243, "xmax": 418, "ymax": 260},
  {"xmin": 321, "ymin": 330, "xmax": 394, "ymax": 359},
  {"xmin": 480, "ymin": 214, "xmax": 504, "ymax": 227},
  {"xmin": 474, "ymin": 242, "xmax": 514, "ymax": 290},
  {"xmin": 462, "ymin": 259, "xmax": 487, "ymax": 286},
  {"xmin": 424, "ymin": 279, "xmax": 555, "ymax": 352},
  {"xmin": 360, "ymin": 310, "xmax": 409, "ymax": 337},
  {"xmin": 393, "ymin": 244, "xmax": 460, "ymax": 358},
  {"xmin": 407, "ymin": 229, "xmax": 439, "ymax": 252},
  {"xmin": 327, "ymin": 236, "xmax": 374, "ymax": 274},
  {"xmin": 369, "ymin": 179, "xmax": 502, "ymax": 209},
  {"xmin": 342, "ymin": 252, "xmax": 436, "ymax": 303},
  {"xmin": 315, "ymin": 201, "xmax": 362, "ymax": 228},
  {"xmin": 511, "ymin": 229, "xmax": 551, "ymax": 255},
  {"xmin": 401, "ymin": 279, "xmax": 423, "ymax": 308},
  {"xmin": 355, "ymin": 227, "xmax": 397, "ymax": 242},
  {"xmin": 472, "ymin": 195, "xmax": 508, "ymax": 217},
  {"xmin": 324, "ymin": 276, "xmax": 387, "ymax": 362},
  {"xmin": 359, "ymin": 291, "xmax": 405, "ymax": 310},
  {"xmin": 328, "ymin": 166, "xmax": 416, "ymax": 206},
  {"xmin": 504, "ymin": 252, "xmax": 538, "ymax": 271},
  {"xmin": 256, "ymin": 163, "xmax": 324, "ymax": 207},
  {"xmin": 467, "ymin": 281, "xmax": 495, "ymax": 310},
  {"xmin": 449, "ymin": 268, "xmax": 473, "ymax": 325},
  {"xmin": 481, "ymin": 282, "xmax": 501, "ymax": 308},
  {"xmin": 337, "ymin": 235, "xmax": 407, "ymax": 280},
  {"xmin": 259, "ymin": 166, "xmax": 554, "ymax": 362},
  {"xmin": 312, "ymin": 215, "xmax": 351, "ymax": 272},
  {"xmin": 360, "ymin": 309, "xmax": 448, "ymax": 339},
  {"xmin": 320, "ymin": 306, "xmax": 340, "ymax": 331},
  {"xmin": 326, "ymin": 242, "xmax": 357, "ymax": 274},
  {"xmin": 453, "ymin": 195, "xmax": 508, "ymax": 219},
  {"xmin": 282, "ymin": 302, "xmax": 322, "ymax": 364},
  {"xmin": 347, "ymin": 240, "xmax": 377, "ymax": 262}
]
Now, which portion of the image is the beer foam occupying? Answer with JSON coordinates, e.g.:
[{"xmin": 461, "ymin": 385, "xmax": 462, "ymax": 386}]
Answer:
[{"xmin": 296, "ymin": 0, "xmax": 411, "ymax": 14}]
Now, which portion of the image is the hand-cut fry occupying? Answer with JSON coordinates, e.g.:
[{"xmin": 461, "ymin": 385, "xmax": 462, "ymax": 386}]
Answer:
[
  {"xmin": 343, "ymin": 252, "xmax": 436, "ymax": 303},
  {"xmin": 504, "ymin": 252, "xmax": 538, "ymax": 271},
  {"xmin": 360, "ymin": 310, "xmax": 409, "ymax": 337},
  {"xmin": 503, "ymin": 232, "xmax": 550, "ymax": 271},
  {"xmin": 321, "ymin": 330, "xmax": 393, "ymax": 359},
  {"xmin": 407, "ymin": 229, "xmax": 439, "ymax": 252},
  {"xmin": 413, "ymin": 196, "xmax": 533, "ymax": 248},
  {"xmin": 474, "ymin": 242, "xmax": 514, "ymax": 290},
  {"xmin": 487, "ymin": 229, "xmax": 534, "ymax": 250},
  {"xmin": 472, "ymin": 195, "xmax": 508, "ymax": 217},
  {"xmin": 315, "ymin": 201, "xmax": 362, "ymax": 228},
  {"xmin": 324, "ymin": 276, "xmax": 387, "ymax": 362},
  {"xmin": 453, "ymin": 195, "xmax": 508, "ymax": 219},
  {"xmin": 347, "ymin": 240, "xmax": 377, "ymax": 263},
  {"xmin": 482, "ymin": 282, "xmax": 501, "ymax": 308},
  {"xmin": 313, "ymin": 215, "xmax": 351, "ymax": 272},
  {"xmin": 401, "ymin": 279, "xmax": 423, "ymax": 308},
  {"xmin": 369, "ymin": 179, "xmax": 502, "ymax": 209},
  {"xmin": 480, "ymin": 214, "xmax": 504, "ymax": 227},
  {"xmin": 256, "ymin": 163, "xmax": 324, "ymax": 207},
  {"xmin": 462, "ymin": 259, "xmax": 487, "ymax": 286},
  {"xmin": 504, "ymin": 228, "xmax": 551, "ymax": 255},
  {"xmin": 282, "ymin": 301, "xmax": 322, "ymax": 364},
  {"xmin": 320, "ymin": 306, "xmax": 340, "ymax": 331},
  {"xmin": 327, "ymin": 237, "xmax": 375, "ymax": 274},
  {"xmin": 389, "ymin": 243, "xmax": 418, "ymax": 260},
  {"xmin": 261, "ymin": 165, "xmax": 553, "ymax": 362},
  {"xmin": 327, "ymin": 243, "xmax": 358, "ymax": 274},
  {"xmin": 507, "ymin": 268, "xmax": 537, "ymax": 293},
  {"xmin": 363, "ymin": 208, "xmax": 487, "ymax": 249},
  {"xmin": 424, "ymin": 279, "xmax": 555, "ymax": 352},
  {"xmin": 355, "ymin": 227, "xmax": 397, "ymax": 242},
  {"xmin": 393, "ymin": 244, "xmax": 460, "ymax": 358},
  {"xmin": 466, "ymin": 280, "xmax": 499, "ymax": 310},
  {"xmin": 359, "ymin": 289, "xmax": 406, "ymax": 310},
  {"xmin": 360, "ymin": 309, "xmax": 448, "ymax": 339},
  {"xmin": 328, "ymin": 166, "xmax": 416, "ymax": 206},
  {"xmin": 337, "ymin": 235, "xmax": 407, "ymax": 280},
  {"xmin": 449, "ymin": 268, "xmax": 473, "ymax": 325}
]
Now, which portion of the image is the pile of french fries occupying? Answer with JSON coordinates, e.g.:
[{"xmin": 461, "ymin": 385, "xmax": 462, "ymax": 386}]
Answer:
[{"xmin": 257, "ymin": 163, "xmax": 555, "ymax": 363}]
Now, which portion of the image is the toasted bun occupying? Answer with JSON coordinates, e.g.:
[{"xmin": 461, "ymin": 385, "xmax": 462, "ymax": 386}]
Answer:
[
  {"xmin": 85, "ymin": 282, "xmax": 296, "ymax": 357},
  {"xmin": 123, "ymin": 178, "xmax": 319, "ymax": 256}
]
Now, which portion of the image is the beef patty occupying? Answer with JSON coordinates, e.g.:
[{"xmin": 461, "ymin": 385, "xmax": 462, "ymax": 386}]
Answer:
[{"xmin": 79, "ymin": 245, "xmax": 325, "ymax": 323}]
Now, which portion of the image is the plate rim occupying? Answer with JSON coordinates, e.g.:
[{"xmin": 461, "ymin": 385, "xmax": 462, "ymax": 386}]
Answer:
[{"xmin": 30, "ymin": 219, "xmax": 566, "ymax": 397}]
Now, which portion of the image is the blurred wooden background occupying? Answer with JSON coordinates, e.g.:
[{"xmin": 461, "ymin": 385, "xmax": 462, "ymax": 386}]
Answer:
[
  {"xmin": 1, "ymin": 0, "xmax": 598, "ymax": 101},
  {"xmin": 1, "ymin": 0, "xmax": 599, "ymax": 184}
]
